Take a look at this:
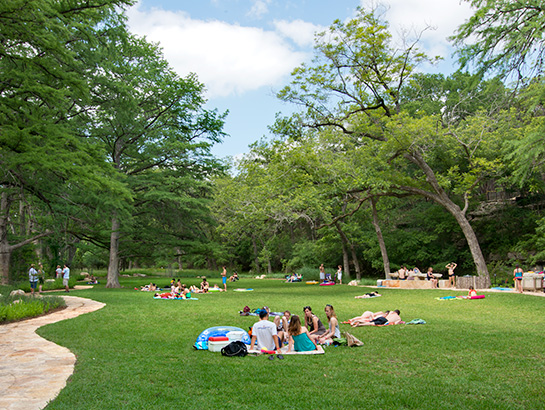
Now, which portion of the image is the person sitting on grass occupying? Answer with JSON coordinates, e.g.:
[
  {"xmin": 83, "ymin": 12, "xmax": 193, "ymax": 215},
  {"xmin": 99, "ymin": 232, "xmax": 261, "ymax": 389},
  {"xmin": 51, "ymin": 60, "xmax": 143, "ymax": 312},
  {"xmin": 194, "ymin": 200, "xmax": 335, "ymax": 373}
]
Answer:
[
  {"xmin": 200, "ymin": 277, "xmax": 209, "ymax": 292},
  {"xmin": 427, "ymin": 267, "xmax": 438, "ymax": 288},
  {"xmin": 287, "ymin": 315, "xmax": 317, "ymax": 352},
  {"xmin": 468, "ymin": 286, "xmax": 478, "ymax": 297},
  {"xmin": 316, "ymin": 304, "xmax": 340, "ymax": 345},
  {"xmin": 303, "ymin": 306, "xmax": 327, "ymax": 341},
  {"xmin": 249, "ymin": 310, "xmax": 281, "ymax": 352},
  {"xmin": 274, "ymin": 310, "xmax": 291, "ymax": 343},
  {"xmin": 229, "ymin": 272, "xmax": 239, "ymax": 282},
  {"xmin": 354, "ymin": 291, "xmax": 381, "ymax": 299}
]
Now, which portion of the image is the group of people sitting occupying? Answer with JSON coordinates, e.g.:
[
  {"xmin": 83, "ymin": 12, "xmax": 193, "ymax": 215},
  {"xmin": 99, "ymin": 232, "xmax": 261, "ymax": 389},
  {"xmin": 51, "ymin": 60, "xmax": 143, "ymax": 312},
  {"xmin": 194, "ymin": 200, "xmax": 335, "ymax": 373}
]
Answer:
[
  {"xmin": 343, "ymin": 310, "xmax": 403, "ymax": 327},
  {"xmin": 249, "ymin": 304, "xmax": 342, "ymax": 353}
]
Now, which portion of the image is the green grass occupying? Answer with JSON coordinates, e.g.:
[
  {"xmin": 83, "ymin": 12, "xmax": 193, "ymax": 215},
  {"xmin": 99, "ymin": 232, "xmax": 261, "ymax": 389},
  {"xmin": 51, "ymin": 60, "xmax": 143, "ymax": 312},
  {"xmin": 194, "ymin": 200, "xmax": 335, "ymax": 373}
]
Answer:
[{"xmin": 35, "ymin": 277, "xmax": 545, "ymax": 410}]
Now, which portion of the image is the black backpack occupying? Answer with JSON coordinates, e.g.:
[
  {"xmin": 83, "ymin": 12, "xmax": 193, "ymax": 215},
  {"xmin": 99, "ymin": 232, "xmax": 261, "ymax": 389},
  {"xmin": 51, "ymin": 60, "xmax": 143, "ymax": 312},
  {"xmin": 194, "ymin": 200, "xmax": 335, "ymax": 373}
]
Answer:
[{"xmin": 221, "ymin": 341, "xmax": 248, "ymax": 357}]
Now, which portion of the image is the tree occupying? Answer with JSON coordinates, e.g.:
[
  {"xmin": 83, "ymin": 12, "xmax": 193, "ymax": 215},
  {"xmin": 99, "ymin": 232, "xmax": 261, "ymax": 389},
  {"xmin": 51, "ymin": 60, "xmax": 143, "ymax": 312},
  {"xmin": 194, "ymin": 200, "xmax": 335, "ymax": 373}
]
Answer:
[
  {"xmin": 452, "ymin": 0, "xmax": 545, "ymax": 81},
  {"xmin": 86, "ymin": 32, "xmax": 225, "ymax": 287},
  {"xmin": 278, "ymin": 6, "xmax": 496, "ymax": 282},
  {"xmin": 0, "ymin": 0, "xmax": 133, "ymax": 284}
]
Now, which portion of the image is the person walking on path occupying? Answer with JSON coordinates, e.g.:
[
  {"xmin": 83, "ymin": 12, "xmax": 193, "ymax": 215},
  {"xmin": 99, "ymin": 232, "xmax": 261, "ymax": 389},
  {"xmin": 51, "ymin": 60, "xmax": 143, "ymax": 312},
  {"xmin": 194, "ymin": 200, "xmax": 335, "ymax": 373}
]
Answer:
[
  {"xmin": 29, "ymin": 264, "xmax": 39, "ymax": 295},
  {"xmin": 221, "ymin": 266, "xmax": 227, "ymax": 291},
  {"xmin": 62, "ymin": 264, "xmax": 70, "ymax": 292},
  {"xmin": 513, "ymin": 264, "xmax": 524, "ymax": 293}
]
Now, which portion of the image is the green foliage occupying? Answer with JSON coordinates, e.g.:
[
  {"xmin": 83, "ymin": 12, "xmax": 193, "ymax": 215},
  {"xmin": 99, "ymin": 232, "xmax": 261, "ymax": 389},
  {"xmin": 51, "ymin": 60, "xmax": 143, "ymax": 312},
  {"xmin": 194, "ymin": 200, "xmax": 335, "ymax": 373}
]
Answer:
[
  {"xmin": 453, "ymin": 0, "xmax": 545, "ymax": 79},
  {"xmin": 0, "ymin": 295, "xmax": 66, "ymax": 324}
]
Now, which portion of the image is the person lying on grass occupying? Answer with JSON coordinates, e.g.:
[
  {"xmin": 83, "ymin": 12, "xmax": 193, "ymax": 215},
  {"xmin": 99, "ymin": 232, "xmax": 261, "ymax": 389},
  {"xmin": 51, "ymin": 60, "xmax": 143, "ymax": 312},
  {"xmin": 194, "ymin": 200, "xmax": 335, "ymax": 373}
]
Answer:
[
  {"xmin": 303, "ymin": 306, "xmax": 327, "ymax": 341},
  {"xmin": 287, "ymin": 315, "xmax": 317, "ymax": 352},
  {"xmin": 140, "ymin": 283, "xmax": 157, "ymax": 291},
  {"xmin": 345, "ymin": 311, "xmax": 387, "ymax": 326},
  {"xmin": 316, "ymin": 304, "xmax": 341, "ymax": 345},
  {"xmin": 357, "ymin": 310, "xmax": 402, "ymax": 326},
  {"xmin": 354, "ymin": 291, "xmax": 381, "ymax": 299}
]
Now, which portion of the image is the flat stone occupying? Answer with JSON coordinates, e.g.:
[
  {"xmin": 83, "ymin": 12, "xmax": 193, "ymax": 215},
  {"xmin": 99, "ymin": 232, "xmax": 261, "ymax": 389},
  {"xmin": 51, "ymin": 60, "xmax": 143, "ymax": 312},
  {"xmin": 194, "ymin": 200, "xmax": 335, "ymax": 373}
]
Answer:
[{"xmin": 0, "ymin": 296, "xmax": 105, "ymax": 410}]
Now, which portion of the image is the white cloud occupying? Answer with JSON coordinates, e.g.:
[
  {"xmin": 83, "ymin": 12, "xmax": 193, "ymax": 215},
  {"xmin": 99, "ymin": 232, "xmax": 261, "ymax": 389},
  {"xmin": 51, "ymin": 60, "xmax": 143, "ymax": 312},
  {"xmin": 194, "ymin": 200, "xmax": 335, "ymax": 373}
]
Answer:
[
  {"xmin": 126, "ymin": 3, "xmax": 307, "ymax": 98},
  {"xmin": 247, "ymin": 0, "xmax": 272, "ymax": 19},
  {"xmin": 273, "ymin": 19, "xmax": 324, "ymax": 47},
  {"xmin": 362, "ymin": 0, "xmax": 474, "ymax": 60}
]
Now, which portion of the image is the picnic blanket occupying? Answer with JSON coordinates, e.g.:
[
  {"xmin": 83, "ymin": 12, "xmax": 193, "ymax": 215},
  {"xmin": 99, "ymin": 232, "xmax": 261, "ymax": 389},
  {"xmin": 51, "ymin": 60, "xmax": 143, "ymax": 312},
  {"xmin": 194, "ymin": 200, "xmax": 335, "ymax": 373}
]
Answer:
[
  {"xmin": 233, "ymin": 288, "xmax": 254, "ymax": 292},
  {"xmin": 153, "ymin": 297, "xmax": 199, "ymax": 300},
  {"xmin": 248, "ymin": 345, "xmax": 325, "ymax": 355}
]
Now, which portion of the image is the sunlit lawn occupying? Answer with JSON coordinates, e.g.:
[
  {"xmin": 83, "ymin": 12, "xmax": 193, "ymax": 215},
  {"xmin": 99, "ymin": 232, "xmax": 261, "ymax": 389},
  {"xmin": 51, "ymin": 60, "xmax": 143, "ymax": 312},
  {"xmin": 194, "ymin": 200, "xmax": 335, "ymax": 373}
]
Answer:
[{"xmin": 37, "ymin": 276, "xmax": 545, "ymax": 410}]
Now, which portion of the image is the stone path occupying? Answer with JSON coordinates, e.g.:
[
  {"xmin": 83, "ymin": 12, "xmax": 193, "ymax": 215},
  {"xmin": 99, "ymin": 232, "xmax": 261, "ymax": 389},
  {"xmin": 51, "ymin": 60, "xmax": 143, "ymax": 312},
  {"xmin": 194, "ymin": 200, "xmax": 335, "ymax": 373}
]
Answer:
[{"xmin": 0, "ymin": 296, "xmax": 105, "ymax": 410}]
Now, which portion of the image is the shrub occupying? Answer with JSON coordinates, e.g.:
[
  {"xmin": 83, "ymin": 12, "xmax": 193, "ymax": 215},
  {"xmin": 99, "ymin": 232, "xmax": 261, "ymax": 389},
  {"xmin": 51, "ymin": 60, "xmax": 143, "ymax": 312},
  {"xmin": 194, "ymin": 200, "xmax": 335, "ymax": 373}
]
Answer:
[{"xmin": 0, "ymin": 295, "xmax": 66, "ymax": 324}]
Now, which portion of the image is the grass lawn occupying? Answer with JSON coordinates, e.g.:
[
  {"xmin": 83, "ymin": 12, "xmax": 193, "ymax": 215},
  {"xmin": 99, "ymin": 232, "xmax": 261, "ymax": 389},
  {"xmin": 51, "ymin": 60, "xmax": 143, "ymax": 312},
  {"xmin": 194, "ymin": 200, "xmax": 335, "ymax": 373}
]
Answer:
[{"xmin": 37, "ymin": 277, "xmax": 545, "ymax": 410}]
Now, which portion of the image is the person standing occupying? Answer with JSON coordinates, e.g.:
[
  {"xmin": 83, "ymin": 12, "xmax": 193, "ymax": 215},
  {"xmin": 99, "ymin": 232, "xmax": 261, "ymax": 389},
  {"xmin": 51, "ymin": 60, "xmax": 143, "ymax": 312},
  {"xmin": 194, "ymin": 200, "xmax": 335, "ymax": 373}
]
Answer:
[
  {"xmin": 221, "ymin": 266, "xmax": 227, "ymax": 291},
  {"xmin": 319, "ymin": 264, "xmax": 325, "ymax": 283},
  {"xmin": 28, "ymin": 264, "xmax": 39, "ymax": 295},
  {"xmin": 62, "ymin": 264, "xmax": 70, "ymax": 292},
  {"xmin": 446, "ymin": 262, "xmax": 457, "ymax": 287},
  {"xmin": 37, "ymin": 263, "xmax": 45, "ymax": 294},
  {"xmin": 336, "ymin": 265, "xmax": 343, "ymax": 285},
  {"xmin": 513, "ymin": 264, "xmax": 524, "ymax": 293},
  {"xmin": 55, "ymin": 265, "xmax": 62, "ymax": 279}
]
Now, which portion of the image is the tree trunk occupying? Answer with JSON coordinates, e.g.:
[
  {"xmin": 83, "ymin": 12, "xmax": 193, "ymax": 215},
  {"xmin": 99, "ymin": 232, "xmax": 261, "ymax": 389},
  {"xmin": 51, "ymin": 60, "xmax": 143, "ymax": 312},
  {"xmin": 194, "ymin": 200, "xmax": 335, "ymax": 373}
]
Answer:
[
  {"xmin": 370, "ymin": 198, "xmax": 391, "ymax": 279},
  {"xmin": 335, "ymin": 222, "xmax": 361, "ymax": 280},
  {"xmin": 0, "ymin": 245, "xmax": 11, "ymax": 285},
  {"xmin": 341, "ymin": 240, "xmax": 351, "ymax": 280},
  {"xmin": 251, "ymin": 234, "xmax": 260, "ymax": 273},
  {"xmin": 403, "ymin": 151, "xmax": 490, "ymax": 285},
  {"xmin": 106, "ymin": 215, "xmax": 121, "ymax": 288}
]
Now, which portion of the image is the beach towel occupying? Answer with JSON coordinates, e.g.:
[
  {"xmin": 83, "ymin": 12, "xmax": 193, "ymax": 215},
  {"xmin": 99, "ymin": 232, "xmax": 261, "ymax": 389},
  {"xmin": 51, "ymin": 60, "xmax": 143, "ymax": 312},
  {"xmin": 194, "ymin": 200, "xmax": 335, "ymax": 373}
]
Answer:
[
  {"xmin": 248, "ymin": 345, "xmax": 325, "ymax": 355},
  {"xmin": 153, "ymin": 297, "xmax": 199, "ymax": 300},
  {"xmin": 406, "ymin": 319, "xmax": 426, "ymax": 325}
]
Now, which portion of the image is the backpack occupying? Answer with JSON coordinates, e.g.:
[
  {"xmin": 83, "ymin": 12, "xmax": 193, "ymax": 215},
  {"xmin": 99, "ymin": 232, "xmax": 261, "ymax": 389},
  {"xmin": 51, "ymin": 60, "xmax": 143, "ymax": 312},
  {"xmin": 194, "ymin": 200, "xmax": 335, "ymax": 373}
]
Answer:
[{"xmin": 221, "ymin": 341, "xmax": 248, "ymax": 357}]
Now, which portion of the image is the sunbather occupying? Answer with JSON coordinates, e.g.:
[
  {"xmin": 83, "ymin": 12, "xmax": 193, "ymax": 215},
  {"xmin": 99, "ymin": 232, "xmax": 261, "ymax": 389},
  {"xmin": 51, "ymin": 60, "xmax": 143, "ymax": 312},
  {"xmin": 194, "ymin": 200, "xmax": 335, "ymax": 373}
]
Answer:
[
  {"xmin": 274, "ymin": 310, "xmax": 291, "ymax": 343},
  {"xmin": 287, "ymin": 315, "xmax": 317, "ymax": 352},
  {"xmin": 316, "ymin": 304, "xmax": 340, "ymax": 345},
  {"xmin": 355, "ymin": 292, "xmax": 381, "ymax": 299},
  {"xmin": 345, "ymin": 311, "xmax": 387, "ymax": 327},
  {"xmin": 303, "ymin": 306, "xmax": 327, "ymax": 341},
  {"xmin": 200, "ymin": 277, "xmax": 209, "ymax": 292},
  {"xmin": 358, "ymin": 310, "xmax": 402, "ymax": 326}
]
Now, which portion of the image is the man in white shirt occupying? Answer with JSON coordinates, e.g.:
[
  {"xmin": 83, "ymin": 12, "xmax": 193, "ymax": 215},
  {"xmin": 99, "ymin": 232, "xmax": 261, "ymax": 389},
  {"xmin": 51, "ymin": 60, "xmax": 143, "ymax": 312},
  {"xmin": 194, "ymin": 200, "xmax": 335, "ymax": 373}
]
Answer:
[
  {"xmin": 250, "ymin": 310, "xmax": 280, "ymax": 352},
  {"xmin": 28, "ymin": 264, "xmax": 38, "ymax": 295}
]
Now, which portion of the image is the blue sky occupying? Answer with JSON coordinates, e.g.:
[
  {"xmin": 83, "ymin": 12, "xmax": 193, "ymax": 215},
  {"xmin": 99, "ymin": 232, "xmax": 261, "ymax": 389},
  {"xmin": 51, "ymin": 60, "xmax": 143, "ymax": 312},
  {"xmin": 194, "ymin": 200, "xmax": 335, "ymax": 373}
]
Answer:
[{"xmin": 125, "ymin": 0, "xmax": 475, "ymax": 160}]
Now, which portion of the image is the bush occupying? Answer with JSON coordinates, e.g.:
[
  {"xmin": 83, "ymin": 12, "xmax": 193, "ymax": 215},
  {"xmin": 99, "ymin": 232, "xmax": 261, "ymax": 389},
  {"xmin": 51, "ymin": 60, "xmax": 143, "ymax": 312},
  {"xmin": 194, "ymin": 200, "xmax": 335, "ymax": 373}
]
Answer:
[{"xmin": 0, "ymin": 295, "xmax": 66, "ymax": 324}]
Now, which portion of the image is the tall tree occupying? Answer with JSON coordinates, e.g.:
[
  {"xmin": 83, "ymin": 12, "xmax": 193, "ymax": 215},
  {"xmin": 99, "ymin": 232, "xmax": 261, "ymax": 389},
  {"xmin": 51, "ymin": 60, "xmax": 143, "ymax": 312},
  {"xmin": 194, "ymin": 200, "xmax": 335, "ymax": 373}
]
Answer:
[
  {"xmin": 87, "ymin": 32, "xmax": 225, "ymax": 287},
  {"xmin": 278, "ymin": 6, "xmax": 495, "ymax": 282},
  {"xmin": 0, "ymin": 0, "xmax": 132, "ymax": 284}
]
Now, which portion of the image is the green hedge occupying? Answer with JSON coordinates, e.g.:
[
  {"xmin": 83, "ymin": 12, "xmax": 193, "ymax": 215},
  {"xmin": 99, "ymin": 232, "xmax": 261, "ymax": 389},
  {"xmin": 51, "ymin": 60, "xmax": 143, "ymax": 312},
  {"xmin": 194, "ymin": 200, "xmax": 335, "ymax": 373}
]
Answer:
[{"xmin": 0, "ymin": 295, "xmax": 66, "ymax": 324}]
